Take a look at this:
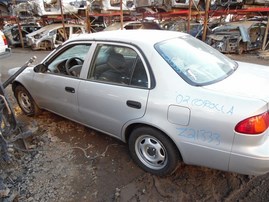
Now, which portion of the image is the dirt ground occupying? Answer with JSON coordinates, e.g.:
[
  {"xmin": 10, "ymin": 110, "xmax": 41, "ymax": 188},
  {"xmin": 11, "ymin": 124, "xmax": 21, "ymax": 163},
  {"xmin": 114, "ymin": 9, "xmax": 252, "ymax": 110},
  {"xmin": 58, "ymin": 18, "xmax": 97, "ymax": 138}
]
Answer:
[{"xmin": 0, "ymin": 48, "xmax": 269, "ymax": 202}]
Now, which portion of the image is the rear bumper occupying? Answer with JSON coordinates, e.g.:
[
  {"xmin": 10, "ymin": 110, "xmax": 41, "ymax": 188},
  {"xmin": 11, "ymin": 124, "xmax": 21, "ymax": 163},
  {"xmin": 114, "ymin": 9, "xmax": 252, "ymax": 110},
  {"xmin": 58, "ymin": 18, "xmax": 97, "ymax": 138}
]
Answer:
[
  {"xmin": 229, "ymin": 133, "xmax": 269, "ymax": 175},
  {"xmin": 229, "ymin": 153, "xmax": 269, "ymax": 175}
]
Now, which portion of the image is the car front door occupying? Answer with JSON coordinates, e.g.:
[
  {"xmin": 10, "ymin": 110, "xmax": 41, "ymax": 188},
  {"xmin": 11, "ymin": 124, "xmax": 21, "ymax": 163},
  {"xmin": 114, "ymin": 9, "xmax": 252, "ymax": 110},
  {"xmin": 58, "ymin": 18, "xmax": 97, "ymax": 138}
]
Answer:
[
  {"xmin": 32, "ymin": 43, "xmax": 92, "ymax": 120},
  {"xmin": 77, "ymin": 43, "xmax": 150, "ymax": 138}
]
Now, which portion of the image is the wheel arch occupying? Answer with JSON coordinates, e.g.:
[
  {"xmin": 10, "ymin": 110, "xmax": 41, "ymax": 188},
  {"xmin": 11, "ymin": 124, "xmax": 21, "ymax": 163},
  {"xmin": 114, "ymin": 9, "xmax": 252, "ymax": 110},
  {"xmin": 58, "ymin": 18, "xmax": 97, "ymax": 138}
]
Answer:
[
  {"xmin": 124, "ymin": 123, "xmax": 183, "ymax": 161},
  {"xmin": 12, "ymin": 81, "xmax": 40, "ymax": 108},
  {"xmin": 11, "ymin": 81, "xmax": 27, "ymax": 94},
  {"xmin": 12, "ymin": 81, "xmax": 41, "ymax": 116},
  {"xmin": 12, "ymin": 81, "xmax": 23, "ymax": 93}
]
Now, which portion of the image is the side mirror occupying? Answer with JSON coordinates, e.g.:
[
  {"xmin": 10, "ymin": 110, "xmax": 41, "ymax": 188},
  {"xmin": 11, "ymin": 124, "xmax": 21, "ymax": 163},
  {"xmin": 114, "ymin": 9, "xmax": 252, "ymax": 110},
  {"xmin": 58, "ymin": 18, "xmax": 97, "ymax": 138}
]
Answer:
[{"xmin": 34, "ymin": 64, "xmax": 48, "ymax": 73}]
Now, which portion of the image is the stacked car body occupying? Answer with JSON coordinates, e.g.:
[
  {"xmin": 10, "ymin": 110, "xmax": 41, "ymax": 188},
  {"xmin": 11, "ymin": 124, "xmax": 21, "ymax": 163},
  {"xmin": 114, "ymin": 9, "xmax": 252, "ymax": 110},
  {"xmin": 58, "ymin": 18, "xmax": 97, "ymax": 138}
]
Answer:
[
  {"xmin": 6, "ymin": 0, "xmax": 269, "ymax": 18},
  {"xmin": 206, "ymin": 21, "xmax": 268, "ymax": 54},
  {"xmin": 26, "ymin": 24, "xmax": 86, "ymax": 50}
]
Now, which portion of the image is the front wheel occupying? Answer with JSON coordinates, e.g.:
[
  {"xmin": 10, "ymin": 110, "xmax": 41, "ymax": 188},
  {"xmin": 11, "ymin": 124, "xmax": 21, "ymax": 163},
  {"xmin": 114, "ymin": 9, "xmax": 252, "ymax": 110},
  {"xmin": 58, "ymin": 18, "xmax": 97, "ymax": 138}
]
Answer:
[
  {"xmin": 128, "ymin": 127, "xmax": 179, "ymax": 176},
  {"xmin": 14, "ymin": 85, "xmax": 41, "ymax": 116}
]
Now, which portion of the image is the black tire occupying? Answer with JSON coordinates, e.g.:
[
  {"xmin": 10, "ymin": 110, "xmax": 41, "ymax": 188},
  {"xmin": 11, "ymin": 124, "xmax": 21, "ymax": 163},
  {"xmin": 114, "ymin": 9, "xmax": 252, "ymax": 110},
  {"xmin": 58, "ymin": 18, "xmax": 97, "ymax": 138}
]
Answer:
[
  {"xmin": 128, "ymin": 126, "xmax": 179, "ymax": 176},
  {"xmin": 14, "ymin": 85, "xmax": 40, "ymax": 116}
]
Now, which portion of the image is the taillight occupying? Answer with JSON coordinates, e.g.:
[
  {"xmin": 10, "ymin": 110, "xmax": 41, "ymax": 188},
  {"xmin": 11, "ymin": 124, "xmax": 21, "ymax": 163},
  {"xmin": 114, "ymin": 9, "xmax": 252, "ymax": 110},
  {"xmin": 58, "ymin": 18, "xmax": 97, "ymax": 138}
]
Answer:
[
  {"xmin": 235, "ymin": 112, "xmax": 269, "ymax": 134},
  {"xmin": 2, "ymin": 35, "xmax": 8, "ymax": 46}
]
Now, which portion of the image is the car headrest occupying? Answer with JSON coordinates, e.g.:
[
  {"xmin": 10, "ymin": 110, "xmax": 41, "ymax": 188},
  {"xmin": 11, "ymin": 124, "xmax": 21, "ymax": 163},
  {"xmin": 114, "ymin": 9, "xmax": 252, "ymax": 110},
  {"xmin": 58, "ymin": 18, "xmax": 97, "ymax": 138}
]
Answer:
[{"xmin": 107, "ymin": 53, "xmax": 125, "ymax": 69}]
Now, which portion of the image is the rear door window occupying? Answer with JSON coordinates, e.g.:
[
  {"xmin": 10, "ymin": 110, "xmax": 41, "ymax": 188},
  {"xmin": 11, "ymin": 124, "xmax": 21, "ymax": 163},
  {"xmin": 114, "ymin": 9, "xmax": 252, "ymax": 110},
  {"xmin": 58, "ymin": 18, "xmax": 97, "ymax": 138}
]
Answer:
[{"xmin": 89, "ymin": 43, "xmax": 149, "ymax": 88}]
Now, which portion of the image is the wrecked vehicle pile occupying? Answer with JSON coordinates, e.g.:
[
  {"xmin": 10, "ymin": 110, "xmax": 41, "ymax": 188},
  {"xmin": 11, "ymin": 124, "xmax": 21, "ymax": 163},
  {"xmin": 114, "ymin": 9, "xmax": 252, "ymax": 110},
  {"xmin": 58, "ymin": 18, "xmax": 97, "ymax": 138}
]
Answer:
[
  {"xmin": 3, "ymin": 23, "xmax": 41, "ymax": 47},
  {"xmin": 206, "ymin": 20, "xmax": 268, "ymax": 54},
  {"xmin": 26, "ymin": 23, "xmax": 86, "ymax": 50}
]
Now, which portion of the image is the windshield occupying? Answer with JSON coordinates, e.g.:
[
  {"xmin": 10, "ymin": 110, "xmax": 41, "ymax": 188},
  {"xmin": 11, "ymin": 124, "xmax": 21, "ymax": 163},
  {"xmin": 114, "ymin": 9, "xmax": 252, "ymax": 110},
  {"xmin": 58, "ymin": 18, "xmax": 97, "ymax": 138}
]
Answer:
[{"xmin": 155, "ymin": 35, "xmax": 237, "ymax": 86}]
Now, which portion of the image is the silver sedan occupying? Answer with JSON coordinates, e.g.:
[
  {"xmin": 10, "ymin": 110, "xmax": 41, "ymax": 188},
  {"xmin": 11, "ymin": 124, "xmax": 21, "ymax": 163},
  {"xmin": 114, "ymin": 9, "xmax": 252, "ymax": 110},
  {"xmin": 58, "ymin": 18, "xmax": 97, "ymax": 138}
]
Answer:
[{"xmin": 11, "ymin": 30, "xmax": 269, "ymax": 176}]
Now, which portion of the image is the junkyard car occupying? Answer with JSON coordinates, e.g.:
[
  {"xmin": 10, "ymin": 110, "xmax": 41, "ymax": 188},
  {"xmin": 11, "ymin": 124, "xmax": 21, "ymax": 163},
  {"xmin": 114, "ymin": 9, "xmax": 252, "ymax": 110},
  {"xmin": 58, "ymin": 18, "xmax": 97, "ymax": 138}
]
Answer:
[
  {"xmin": 0, "ymin": 30, "xmax": 11, "ymax": 58},
  {"xmin": 3, "ymin": 23, "xmax": 41, "ymax": 47},
  {"xmin": 13, "ymin": 0, "xmax": 83, "ymax": 17},
  {"xmin": 206, "ymin": 21, "xmax": 267, "ymax": 54},
  {"xmin": 11, "ymin": 30, "xmax": 269, "ymax": 176},
  {"xmin": 90, "ymin": 0, "xmax": 135, "ymax": 12},
  {"xmin": 26, "ymin": 23, "xmax": 86, "ymax": 50}
]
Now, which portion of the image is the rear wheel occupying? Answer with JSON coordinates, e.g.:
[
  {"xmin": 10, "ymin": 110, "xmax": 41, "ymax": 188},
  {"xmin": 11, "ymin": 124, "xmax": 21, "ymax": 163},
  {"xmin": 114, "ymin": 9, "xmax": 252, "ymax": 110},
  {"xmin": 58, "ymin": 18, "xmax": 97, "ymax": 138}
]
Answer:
[
  {"xmin": 14, "ymin": 85, "xmax": 40, "ymax": 116},
  {"xmin": 128, "ymin": 126, "xmax": 179, "ymax": 176}
]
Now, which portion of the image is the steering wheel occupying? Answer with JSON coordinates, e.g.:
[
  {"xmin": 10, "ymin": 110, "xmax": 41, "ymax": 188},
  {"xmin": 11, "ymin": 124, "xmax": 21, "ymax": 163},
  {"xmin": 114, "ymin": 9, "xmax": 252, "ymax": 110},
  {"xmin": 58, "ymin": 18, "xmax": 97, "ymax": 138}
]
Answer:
[{"xmin": 65, "ymin": 57, "xmax": 83, "ymax": 75}]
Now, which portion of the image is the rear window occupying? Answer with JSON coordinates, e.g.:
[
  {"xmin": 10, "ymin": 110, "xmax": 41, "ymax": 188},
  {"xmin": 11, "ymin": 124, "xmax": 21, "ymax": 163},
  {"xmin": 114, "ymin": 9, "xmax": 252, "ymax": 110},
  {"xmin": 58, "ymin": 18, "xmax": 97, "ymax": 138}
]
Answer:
[{"xmin": 155, "ymin": 35, "xmax": 237, "ymax": 86}]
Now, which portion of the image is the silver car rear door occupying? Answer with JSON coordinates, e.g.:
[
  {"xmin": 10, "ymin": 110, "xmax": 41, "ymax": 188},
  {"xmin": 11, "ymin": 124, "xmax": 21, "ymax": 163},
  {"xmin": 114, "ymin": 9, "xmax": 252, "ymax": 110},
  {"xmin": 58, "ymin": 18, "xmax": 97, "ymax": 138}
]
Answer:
[{"xmin": 77, "ymin": 42, "xmax": 150, "ymax": 139}]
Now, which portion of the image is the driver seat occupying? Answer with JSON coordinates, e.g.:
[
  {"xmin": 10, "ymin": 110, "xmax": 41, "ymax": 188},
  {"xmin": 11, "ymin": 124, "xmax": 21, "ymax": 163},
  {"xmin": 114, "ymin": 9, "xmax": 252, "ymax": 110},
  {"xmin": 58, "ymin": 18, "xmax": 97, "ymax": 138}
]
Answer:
[{"xmin": 69, "ymin": 65, "xmax": 82, "ymax": 77}]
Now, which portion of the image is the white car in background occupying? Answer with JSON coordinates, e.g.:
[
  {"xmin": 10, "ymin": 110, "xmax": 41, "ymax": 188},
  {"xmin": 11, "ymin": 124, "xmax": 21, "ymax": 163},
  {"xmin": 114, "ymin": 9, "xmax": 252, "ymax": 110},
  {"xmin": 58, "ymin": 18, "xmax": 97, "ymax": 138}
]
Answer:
[
  {"xmin": 26, "ymin": 23, "xmax": 86, "ymax": 50},
  {"xmin": 0, "ymin": 30, "xmax": 11, "ymax": 58}
]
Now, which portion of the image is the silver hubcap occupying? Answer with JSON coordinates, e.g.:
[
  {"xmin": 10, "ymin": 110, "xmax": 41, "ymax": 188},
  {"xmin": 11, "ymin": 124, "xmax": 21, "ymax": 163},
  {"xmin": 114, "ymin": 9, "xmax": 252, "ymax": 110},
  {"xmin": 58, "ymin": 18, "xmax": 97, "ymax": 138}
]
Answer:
[
  {"xmin": 135, "ymin": 135, "xmax": 167, "ymax": 170},
  {"xmin": 18, "ymin": 92, "xmax": 32, "ymax": 113}
]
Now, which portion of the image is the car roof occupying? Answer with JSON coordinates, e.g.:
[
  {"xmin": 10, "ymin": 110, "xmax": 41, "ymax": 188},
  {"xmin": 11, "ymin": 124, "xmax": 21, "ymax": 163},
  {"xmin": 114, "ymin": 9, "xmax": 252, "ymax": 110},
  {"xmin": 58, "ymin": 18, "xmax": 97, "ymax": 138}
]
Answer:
[{"xmin": 68, "ymin": 30, "xmax": 187, "ymax": 45}]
